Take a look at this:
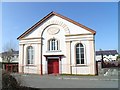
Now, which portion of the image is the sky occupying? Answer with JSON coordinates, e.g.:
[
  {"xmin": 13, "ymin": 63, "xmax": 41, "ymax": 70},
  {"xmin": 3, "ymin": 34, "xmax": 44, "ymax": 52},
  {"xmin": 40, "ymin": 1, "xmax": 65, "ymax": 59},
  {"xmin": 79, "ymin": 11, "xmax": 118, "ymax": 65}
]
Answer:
[{"xmin": 1, "ymin": 2, "xmax": 118, "ymax": 52}]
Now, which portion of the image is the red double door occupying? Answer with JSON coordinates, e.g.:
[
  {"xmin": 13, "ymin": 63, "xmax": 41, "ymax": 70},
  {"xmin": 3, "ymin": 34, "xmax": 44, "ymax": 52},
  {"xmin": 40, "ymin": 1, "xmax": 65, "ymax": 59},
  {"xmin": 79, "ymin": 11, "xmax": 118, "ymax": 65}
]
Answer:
[{"xmin": 48, "ymin": 59, "xmax": 59, "ymax": 74}]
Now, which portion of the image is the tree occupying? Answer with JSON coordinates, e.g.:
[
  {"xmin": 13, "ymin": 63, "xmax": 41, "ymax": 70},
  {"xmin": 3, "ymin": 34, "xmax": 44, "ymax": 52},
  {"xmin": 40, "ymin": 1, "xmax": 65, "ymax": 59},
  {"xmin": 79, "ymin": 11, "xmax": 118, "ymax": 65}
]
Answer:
[
  {"xmin": 99, "ymin": 49, "xmax": 105, "ymax": 68},
  {"xmin": 1, "ymin": 41, "xmax": 17, "ymax": 63},
  {"xmin": 1, "ymin": 49, "xmax": 14, "ymax": 63}
]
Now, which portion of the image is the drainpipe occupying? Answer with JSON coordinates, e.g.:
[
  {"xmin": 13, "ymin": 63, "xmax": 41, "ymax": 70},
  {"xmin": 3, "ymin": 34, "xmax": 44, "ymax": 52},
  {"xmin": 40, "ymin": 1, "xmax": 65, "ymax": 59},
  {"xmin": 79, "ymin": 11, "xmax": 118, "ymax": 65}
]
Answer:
[
  {"xmin": 70, "ymin": 41, "xmax": 72, "ymax": 74},
  {"xmin": 41, "ymin": 38, "xmax": 43, "ymax": 75},
  {"xmin": 22, "ymin": 44, "xmax": 24, "ymax": 73}
]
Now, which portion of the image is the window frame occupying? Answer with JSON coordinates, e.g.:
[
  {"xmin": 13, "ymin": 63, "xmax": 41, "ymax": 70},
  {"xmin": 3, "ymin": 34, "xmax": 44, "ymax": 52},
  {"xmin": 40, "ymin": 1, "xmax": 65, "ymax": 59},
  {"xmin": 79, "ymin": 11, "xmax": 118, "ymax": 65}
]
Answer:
[
  {"xmin": 26, "ymin": 46, "xmax": 34, "ymax": 65},
  {"xmin": 48, "ymin": 38, "xmax": 59, "ymax": 51},
  {"xmin": 75, "ymin": 43, "xmax": 86, "ymax": 65}
]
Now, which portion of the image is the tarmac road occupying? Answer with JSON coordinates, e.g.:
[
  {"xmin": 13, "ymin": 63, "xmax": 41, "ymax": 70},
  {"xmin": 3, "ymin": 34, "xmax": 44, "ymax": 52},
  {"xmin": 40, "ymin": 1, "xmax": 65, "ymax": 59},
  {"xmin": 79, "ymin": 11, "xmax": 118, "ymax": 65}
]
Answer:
[{"xmin": 12, "ymin": 73, "xmax": 119, "ymax": 88}]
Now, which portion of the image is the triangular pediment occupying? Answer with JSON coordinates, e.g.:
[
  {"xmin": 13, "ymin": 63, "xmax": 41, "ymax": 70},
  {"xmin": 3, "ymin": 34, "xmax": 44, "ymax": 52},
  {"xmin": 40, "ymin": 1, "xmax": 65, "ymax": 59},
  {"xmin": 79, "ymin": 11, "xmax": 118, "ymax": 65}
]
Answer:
[{"xmin": 17, "ymin": 11, "xmax": 96, "ymax": 40}]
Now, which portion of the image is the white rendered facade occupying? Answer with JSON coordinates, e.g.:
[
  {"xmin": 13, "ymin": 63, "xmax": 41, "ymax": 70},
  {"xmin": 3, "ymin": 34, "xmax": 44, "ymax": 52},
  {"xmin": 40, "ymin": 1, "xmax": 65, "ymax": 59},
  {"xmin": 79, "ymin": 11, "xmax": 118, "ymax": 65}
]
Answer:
[{"xmin": 18, "ymin": 12, "xmax": 96, "ymax": 75}]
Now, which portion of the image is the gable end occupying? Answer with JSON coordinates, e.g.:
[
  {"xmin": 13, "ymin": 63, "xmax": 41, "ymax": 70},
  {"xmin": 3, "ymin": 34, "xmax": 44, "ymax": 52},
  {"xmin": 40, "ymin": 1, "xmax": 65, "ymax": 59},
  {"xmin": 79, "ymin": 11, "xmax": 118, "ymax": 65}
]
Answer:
[{"xmin": 17, "ymin": 11, "xmax": 96, "ymax": 40}]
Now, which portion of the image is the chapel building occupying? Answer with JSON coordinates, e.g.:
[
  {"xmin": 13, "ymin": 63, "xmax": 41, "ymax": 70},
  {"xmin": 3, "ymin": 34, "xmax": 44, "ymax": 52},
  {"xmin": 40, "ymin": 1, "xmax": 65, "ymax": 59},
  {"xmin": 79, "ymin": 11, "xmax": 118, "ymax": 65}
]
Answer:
[{"xmin": 17, "ymin": 11, "xmax": 96, "ymax": 75}]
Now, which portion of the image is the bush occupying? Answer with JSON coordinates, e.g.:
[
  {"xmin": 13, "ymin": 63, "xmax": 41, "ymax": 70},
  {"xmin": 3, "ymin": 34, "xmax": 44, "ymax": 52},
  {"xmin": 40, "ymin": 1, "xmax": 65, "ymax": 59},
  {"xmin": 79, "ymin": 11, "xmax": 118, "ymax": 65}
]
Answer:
[
  {"xmin": 2, "ymin": 70, "xmax": 20, "ymax": 90},
  {"xmin": 2, "ymin": 70, "xmax": 41, "ymax": 90}
]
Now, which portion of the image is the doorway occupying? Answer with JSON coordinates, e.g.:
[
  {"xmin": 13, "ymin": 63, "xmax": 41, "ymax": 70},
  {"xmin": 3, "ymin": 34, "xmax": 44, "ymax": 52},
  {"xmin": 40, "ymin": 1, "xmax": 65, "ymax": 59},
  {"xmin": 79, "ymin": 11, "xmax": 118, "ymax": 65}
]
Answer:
[{"xmin": 48, "ymin": 59, "xmax": 59, "ymax": 74}]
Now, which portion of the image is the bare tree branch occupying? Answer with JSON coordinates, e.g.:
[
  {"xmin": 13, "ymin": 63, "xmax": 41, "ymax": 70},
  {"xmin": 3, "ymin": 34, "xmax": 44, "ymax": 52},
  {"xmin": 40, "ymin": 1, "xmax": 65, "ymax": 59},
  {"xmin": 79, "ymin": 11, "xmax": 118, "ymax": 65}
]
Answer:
[{"xmin": 2, "ymin": 41, "xmax": 17, "ymax": 63}]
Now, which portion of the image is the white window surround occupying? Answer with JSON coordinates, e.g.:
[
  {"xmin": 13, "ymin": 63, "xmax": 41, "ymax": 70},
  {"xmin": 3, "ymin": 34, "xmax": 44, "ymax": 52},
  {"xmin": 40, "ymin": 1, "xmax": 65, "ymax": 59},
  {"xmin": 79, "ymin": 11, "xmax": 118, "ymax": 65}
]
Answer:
[
  {"xmin": 46, "ymin": 50, "xmax": 62, "ymax": 53},
  {"xmin": 75, "ymin": 43, "xmax": 86, "ymax": 65},
  {"xmin": 27, "ymin": 46, "xmax": 34, "ymax": 65},
  {"xmin": 48, "ymin": 38, "xmax": 59, "ymax": 51}
]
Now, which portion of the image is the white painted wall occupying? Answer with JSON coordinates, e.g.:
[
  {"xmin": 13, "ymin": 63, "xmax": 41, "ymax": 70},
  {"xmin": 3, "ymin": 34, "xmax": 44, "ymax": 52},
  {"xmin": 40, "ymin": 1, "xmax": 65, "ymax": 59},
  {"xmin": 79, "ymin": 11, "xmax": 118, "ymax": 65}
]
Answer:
[
  {"xmin": 70, "ymin": 36, "xmax": 95, "ymax": 74},
  {"xmin": 19, "ymin": 15, "xmax": 96, "ymax": 75},
  {"xmin": 42, "ymin": 24, "xmax": 67, "ymax": 74},
  {"xmin": 24, "ymin": 16, "xmax": 92, "ymax": 39}
]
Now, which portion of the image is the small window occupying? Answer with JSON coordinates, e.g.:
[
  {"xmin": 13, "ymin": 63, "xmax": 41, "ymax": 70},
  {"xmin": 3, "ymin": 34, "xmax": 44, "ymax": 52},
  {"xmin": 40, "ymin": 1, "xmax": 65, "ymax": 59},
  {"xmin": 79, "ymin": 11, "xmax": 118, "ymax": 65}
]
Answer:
[
  {"xmin": 76, "ymin": 43, "xmax": 85, "ymax": 64},
  {"xmin": 27, "ymin": 46, "xmax": 34, "ymax": 64},
  {"xmin": 48, "ymin": 39, "xmax": 58, "ymax": 51}
]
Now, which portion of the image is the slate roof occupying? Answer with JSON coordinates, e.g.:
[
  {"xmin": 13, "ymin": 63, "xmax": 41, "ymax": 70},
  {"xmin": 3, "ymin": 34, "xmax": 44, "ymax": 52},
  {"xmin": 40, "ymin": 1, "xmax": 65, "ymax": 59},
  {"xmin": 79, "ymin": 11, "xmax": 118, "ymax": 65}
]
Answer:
[
  {"xmin": 96, "ymin": 50, "xmax": 118, "ymax": 55},
  {"xmin": 0, "ymin": 51, "xmax": 19, "ymax": 56}
]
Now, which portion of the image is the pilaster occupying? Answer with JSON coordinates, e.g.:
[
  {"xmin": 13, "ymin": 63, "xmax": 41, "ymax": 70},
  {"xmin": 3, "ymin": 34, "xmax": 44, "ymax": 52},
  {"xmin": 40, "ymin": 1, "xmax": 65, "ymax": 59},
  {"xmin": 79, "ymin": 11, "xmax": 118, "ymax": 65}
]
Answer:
[
  {"xmin": 65, "ymin": 41, "xmax": 71, "ymax": 74},
  {"xmin": 37, "ymin": 43, "xmax": 42, "ymax": 74},
  {"xmin": 89, "ymin": 40, "xmax": 96, "ymax": 75},
  {"xmin": 19, "ymin": 44, "xmax": 24, "ymax": 73}
]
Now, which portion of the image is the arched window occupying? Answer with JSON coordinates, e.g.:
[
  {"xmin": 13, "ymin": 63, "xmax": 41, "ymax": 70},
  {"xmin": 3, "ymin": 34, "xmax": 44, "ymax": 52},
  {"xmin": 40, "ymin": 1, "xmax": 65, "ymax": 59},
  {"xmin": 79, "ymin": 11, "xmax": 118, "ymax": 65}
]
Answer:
[
  {"xmin": 76, "ymin": 43, "xmax": 85, "ymax": 64},
  {"xmin": 48, "ymin": 39, "xmax": 58, "ymax": 51},
  {"xmin": 27, "ymin": 46, "xmax": 34, "ymax": 64}
]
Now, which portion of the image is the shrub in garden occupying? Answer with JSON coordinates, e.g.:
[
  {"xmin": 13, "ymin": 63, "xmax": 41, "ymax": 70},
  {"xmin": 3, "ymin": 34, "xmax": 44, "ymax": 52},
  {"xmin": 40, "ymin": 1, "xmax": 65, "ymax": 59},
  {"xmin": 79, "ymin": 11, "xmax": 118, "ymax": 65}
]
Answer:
[
  {"xmin": 2, "ymin": 70, "xmax": 41, "ymax": 90},
  {"xmin": 2, "ymin": 70, "xmax": 20, "ymax": 90}
]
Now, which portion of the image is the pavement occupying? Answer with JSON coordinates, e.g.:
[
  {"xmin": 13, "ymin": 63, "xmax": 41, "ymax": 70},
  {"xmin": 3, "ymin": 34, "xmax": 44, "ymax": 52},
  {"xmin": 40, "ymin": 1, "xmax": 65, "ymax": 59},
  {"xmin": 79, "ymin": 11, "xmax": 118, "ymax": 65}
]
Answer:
[{"xmin": 12, "ymin": 73, "xmax": 119, "ymax": 88}]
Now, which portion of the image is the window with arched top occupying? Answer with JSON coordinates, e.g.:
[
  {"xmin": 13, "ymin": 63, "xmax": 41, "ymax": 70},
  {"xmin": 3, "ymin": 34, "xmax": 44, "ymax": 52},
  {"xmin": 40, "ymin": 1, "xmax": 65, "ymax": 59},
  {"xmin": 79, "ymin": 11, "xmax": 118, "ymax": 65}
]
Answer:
[
  {"xmin": 48, "ymin": 39, "xmax": 58, "ymax": 51},
  {"xmin": 76, "ymin": 43, "xmax": 85, "ymax": 64},
  {"xmin": 27, "ymin": 46, "xmax": 34, "ymax": 64}
]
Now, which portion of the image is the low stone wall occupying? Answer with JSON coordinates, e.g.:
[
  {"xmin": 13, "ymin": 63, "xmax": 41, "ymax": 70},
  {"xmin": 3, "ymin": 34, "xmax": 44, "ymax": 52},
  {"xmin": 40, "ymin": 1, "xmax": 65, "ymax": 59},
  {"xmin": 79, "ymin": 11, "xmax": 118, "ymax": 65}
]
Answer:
[
  {"xmin": 98, "ymin": 68, "xmax": 118, "ymax": 76},
  {"xmin": 97, "ymin": 61, "xmax": 119, "ymax": 76}
]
